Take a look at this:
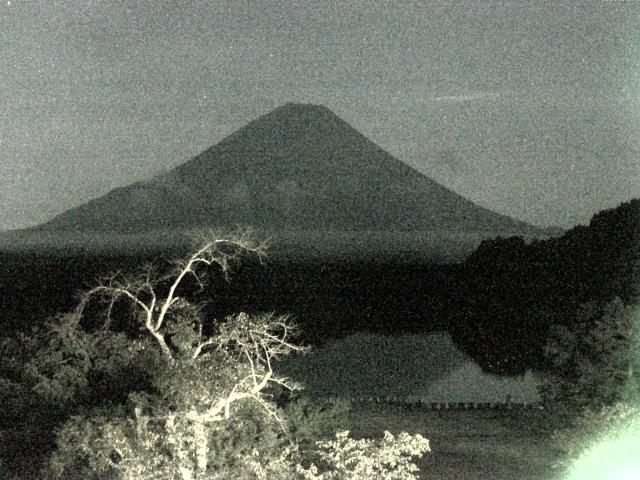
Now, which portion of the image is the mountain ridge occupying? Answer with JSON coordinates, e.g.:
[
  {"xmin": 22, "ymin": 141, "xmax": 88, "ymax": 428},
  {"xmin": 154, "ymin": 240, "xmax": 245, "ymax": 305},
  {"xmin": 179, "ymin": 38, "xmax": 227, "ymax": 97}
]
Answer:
[{"xmin": 31, "ymin": 103, "xmax": 543, "ymax": 235}]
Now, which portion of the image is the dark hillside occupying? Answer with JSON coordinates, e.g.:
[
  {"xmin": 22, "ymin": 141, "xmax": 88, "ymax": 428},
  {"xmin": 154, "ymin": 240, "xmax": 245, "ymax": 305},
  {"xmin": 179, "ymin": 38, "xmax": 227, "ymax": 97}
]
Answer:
[{"xmin": 450, "ymin": 198, "xmax": 640, "ymax": 374}]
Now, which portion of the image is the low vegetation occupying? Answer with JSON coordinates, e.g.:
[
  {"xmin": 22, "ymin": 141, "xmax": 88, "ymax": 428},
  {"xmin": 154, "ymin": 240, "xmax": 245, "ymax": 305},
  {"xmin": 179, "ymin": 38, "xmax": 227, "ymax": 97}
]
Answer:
[
  {"xmin": 538, "ymin": 296, "xmax": 640, "ymax": 477},
  {"xmin": 0, "ymin": 230, "xmax": 430, "ymax": 479},
  {"xmin": 1, "ymin": 198, "xmax": 638, "ymax": 478},
  {"xmin": 540, "ymin": 297, "xmax": 639, "ymax": 419}
]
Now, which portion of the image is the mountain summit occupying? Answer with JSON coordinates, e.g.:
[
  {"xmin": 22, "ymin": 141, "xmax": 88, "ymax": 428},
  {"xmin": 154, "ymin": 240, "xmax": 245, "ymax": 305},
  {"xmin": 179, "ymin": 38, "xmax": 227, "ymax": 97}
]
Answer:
[{"xmin": 37, "ymin": 103, "xmax": 537, "ymax": 234}]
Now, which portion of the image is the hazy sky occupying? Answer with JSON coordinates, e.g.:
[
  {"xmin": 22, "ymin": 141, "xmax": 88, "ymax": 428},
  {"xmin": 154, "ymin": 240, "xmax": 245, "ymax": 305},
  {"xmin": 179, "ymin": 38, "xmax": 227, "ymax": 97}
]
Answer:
[{"xmin": 2, "ymin": 0, "xmax": 639, "ymax": 231}]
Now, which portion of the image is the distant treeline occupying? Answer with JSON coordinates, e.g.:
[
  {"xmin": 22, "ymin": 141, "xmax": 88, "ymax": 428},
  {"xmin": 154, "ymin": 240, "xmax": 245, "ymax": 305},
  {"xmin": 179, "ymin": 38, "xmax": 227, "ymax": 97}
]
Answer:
[
  {"xmin": 1, "ymin": 199, "xmax": 638, "ymax": 376},
  {"xmin": 0, "ymin": 242, "xmax": 464, "ymax": 341},
  {"xmin": 450, "ymin": 198, "xmax": 640, "ymax": 374}
]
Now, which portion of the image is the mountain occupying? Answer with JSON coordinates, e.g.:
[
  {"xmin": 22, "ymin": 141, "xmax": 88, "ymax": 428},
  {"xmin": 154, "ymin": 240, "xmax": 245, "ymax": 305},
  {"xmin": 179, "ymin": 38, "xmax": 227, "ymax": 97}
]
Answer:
[{"xmin": 34, "ymin": 103, "xmax": 540, "ymax": 234}]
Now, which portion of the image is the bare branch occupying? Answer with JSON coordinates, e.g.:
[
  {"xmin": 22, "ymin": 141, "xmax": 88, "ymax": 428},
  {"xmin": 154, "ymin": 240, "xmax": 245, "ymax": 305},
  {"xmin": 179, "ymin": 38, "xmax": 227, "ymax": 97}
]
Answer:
[
  {"xmin": 268, "ymin": 375, "xmax": 303, "ymax": 392},
  {"xmin": 244, "ymin": 349, "xmax": 258, "ymax": 386},
  {"xmin": 191, "ymin": 338, "xmax": 216, "ymax": 360},
  {"xmin": 254, "ymin": 330, "xmax": 305, "ymax": 354}
]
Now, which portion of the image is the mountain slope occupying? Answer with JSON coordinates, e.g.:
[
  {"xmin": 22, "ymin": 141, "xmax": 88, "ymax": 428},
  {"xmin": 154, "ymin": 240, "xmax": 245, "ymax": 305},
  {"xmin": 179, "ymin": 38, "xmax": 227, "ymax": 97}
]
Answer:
[{"xmin": 36, "ymin": 103, "xmax": 539, "ymax": 234}]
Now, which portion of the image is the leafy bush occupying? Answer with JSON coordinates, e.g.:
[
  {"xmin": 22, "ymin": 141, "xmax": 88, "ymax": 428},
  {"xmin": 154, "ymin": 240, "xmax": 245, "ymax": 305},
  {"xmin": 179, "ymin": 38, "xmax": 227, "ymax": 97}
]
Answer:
[
  {"xmin": 283, "ymin": 395, "xmax": 351, "ymax": 452},
  {"xmin": 297, "ymin": 430, "xmax": 430, "ymax": 480},
  {"xmin": 40, "ymin": 310, "xmax": 306, "ymax": 480},
  {"xmin": 0, "ymin": 375, "xmax": 69, "ymax": 476},
  {"xmin": 22, "ymin": 314, "xmax": 163, "ymax": 407},
  {"xmin": 43, "ymin": 397, "xmax": 298, "ymax": 480},
  {"xmin": 41, "ymin": 331, "xmax": 427, "ymax": 480},
  {"xmin": 539, "ymin": 297, "xmax": 639, "ymax": 423}
]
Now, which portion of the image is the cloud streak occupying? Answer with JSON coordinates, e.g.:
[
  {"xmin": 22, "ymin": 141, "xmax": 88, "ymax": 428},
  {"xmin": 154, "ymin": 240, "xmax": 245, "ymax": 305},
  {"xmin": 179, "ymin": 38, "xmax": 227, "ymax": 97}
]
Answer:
[{"xmin": 430, "ymin": 92, "xmax": 500, "ymax": 103}]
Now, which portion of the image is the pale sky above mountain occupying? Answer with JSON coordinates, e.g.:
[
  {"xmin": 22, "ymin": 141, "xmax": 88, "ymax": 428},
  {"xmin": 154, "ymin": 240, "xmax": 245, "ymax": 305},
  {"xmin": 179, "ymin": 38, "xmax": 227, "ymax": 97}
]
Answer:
[{"xmin": 1, "ymin": 0, "xmax": 639, "ymax": 230}]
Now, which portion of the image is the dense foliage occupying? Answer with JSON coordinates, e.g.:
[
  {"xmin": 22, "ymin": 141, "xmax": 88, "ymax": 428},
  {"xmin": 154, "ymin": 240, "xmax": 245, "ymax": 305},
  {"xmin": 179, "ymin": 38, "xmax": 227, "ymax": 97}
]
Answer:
[
  {"xmin": 2, "ymin": 199, "xmax": 638, "ymax": 476},
  {"xmin": 0, "ymin": 232, "xmax": 431, "ymax": 479},
  {"xmin": 297, "ymin": 430, "xmax": 429, "ymax": 480},
  {"xmin": 540, "ymin": 298, "xmax": 639, "ymax": 416},
  {"xmin": 537, "ymin": 296, "xmax": 640, "ymax": 476},
  {"xmin": 452, "ymin": 198, "xmax": 640, "ymax": 374}
]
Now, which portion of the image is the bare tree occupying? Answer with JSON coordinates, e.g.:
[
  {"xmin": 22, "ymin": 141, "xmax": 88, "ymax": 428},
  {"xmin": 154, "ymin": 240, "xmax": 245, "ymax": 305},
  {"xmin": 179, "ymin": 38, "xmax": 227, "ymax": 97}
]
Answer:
[
  {"xmin": 74, "ymin": 228, "xmax": 267, "ymax": 361},
  {"xmin": 37, "ymin": 230, "xmax": 432, "ymax": 480},
  {"xmin": 58, "ymin": 229, "xmax": 307, "ymax": 480}
]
